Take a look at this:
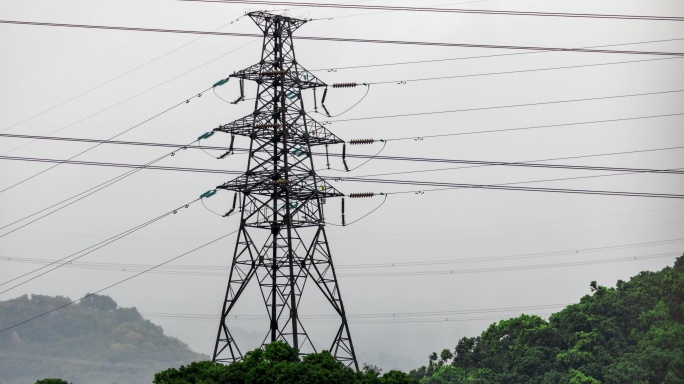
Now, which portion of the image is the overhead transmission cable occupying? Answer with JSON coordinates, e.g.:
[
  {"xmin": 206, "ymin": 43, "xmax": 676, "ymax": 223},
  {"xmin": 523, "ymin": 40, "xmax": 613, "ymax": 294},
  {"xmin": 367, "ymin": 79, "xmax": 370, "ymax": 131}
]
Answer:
[
  {"xmin": 0, "ymin": 138, "xmax": 200, "ymax": 237},
  {"xmin": 4, "ymin": 153, "xmax": 683, "ymax": 181},
  {"xmin": 0, "ymin": 37, "xmax": 256, "ymax": 158},
  {"xmin": 310, "ymin": 39, "xmax": 684, "ymax": 72},
  {"xmin": 0, "ymin": 198, "xmax": 200, "ymax": 295},
  {"xmin": 179, "ymin": 0, "xmax": 684, "ymax": 22},
  {"xmin": 3, "ymin": 112, "xmax": 682, "ymax": 159},
  {"xmin": 338, "ymin": 176, "xmax": 684, "ymax": 199},
  {"xmin": 337, "ymin": 252, "xmax": 679, "ymax": 278},
  {"xmin": 0, "ymin": 230, "xmax": 237, "ymax": 335},
  {"xmin": 3, "ymin": 155, "xmax": 683, "ymax": 199},
  {"xmin": 326, "ymin": 88, "xmax": 684, "ymax": 123},
  {"xmin": 364, "ymin": 57, "xmax": 684, "ymax": 85},
  {"xmin": 0, "ymin": 126, "xmax": 225, "ymax": 236},
  {"xmin": 0, "ymin": 14, "xmax": 246, "ymax": 135},
  {"xmin": 338, "ymin": 146, "xmax": 684, "ymax": 179},
  {"xmin": 2, "ymin": 19, "xmax": 683, "ymax": 56},
  {"xmin": 3, "ymin": 236, "xmax": 682, "ymax": 273},
  {"xmin": 0, "ymin": 300, "xmax": 570, "ymax": 322},
  {"xmin": 0, "ymin": 89, "xmax": 210, "ymax": 195}
]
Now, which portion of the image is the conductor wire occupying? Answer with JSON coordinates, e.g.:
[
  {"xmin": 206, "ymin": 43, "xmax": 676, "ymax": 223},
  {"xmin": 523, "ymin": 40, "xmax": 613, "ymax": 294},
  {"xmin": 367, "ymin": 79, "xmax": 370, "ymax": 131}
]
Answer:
[
  {"xmin": 0, "ymin": 89, "xmax": 210, "ymax": 195},
  {"xmin": 0, "ymin": 229, "xmax": 238, "ymax": 335},
  {"xmin": 0, "ymin": 198, "xmax": 200, "ymax": 294},
  {"xmin": 329, "ymin": 194, "xmax": 388, "ymax": 226},
  {"xmin": 0, "ymin": 140, "xmax": 196, "ymax": 235},
  {"xmin": 320, "ymin": 84, "xmax": 371, "ymax": 118}
]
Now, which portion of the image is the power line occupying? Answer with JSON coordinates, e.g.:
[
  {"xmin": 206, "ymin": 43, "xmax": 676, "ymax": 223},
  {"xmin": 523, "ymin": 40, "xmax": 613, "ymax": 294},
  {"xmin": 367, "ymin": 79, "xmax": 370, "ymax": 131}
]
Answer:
[
  {"xmin": 342, "ymin": 176, "xmax": 684, "ymax": 199},
  {"xmin": 2, "ymin": 19, "xmax": 683, "ymax": 56},
  {"xmin": 4, "ymin": 138, "xmax": 683, "ymax": 175},
  {"xmin": 366, "ymin": 57, "xmax": 684, "ymax": 85},
  {"xmin": 310, "ymin": 40, "xmax": 684, "ymax": 72},
  {"xmin": 0, "ymin": 300, "xmax": 569, "ymax": 319},
  {"xmin": 0, "ymin": 199, "xmax": 199, "ymax": 296},
  {"xmin": 342, "ymin": 147, "xmax": 684, "ymax": 180},
  {"xmin": 327, "ymin": 89, "xmax": 684, "ymax": 123},
  {"xmin": 337, "ymin": 252, "xmax": 679, "ymax": 278},
  {"xmin": 3, "ymin": 112, "xmax": 682, "ymax": 156},
  {"xmin": 0, "ymin": 141, "xmax": 196, "ymax": 237},
  {"xmin": 0, "ymin": 15, "xmax": 246, "ymax": 135},
  {"xmin": 0, "ymin": 38, "xmax": 256, "ymax": 158},
  {"xmin": 0, "ymin": 230, "xmax": 236, "ymax": 334},
  {"xmin": 4, "ymin": 234, "xmax": 682, "ymax": 273},
  {"xmin": 4, "ymin": 155, "xmax": 682, "ymax": 199},
  {"xmin": 381, "ymin": 112, "xmax": 684, "ymax": 141},
  {"xmin": 180, "ymin": 0, "xmax": 684, "ymax": 22},
  {"xmin": 0, "ymin": 89, "xmax": 211, "ymax": 195}
]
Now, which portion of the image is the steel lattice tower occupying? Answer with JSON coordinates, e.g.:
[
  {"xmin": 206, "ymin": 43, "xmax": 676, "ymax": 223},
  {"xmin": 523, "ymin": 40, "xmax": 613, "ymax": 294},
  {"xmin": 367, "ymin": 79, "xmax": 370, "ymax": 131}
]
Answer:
[{"xmin": 211, "ymin": 11, "xmax": 358, "ymax": 369}]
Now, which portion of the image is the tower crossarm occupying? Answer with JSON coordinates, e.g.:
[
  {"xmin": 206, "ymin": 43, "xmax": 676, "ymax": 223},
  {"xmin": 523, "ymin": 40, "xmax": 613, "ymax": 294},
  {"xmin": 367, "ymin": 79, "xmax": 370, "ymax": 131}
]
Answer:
[
  {"xmin": 214, "ymin": 113, "xmax": 343, "ymax": 146},
  {"xmin": 217, "ymin": 174, "xmax": 344, "ymax": 199}
]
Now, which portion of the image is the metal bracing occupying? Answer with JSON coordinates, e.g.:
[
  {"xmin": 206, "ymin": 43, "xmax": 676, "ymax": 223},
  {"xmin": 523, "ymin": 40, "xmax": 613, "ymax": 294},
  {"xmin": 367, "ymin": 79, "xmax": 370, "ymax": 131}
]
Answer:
[{"xmin": 212, "ymin": 11, "xmax": 358, "ymax": 370}]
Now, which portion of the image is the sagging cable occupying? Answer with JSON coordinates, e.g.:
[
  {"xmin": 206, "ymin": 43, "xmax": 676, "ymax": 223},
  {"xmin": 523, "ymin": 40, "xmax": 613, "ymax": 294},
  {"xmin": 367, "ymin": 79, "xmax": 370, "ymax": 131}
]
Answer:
[
  {"xmin": 322, "ymin": 83, "xmax": 371, "ymax": 118},
  {"xmin": 198, "ymin": 131, "xmax": 219, "ymax": 159},
  {"xmin": 330, "ymin": 193, "xmax": 388, "ymax": 227}
]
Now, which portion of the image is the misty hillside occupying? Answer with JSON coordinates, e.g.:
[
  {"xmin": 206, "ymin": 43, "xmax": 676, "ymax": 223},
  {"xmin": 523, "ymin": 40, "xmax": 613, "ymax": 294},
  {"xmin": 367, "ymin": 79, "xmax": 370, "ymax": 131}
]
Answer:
[{"xmin": 0, "ymin": 294, "xmax": 207, "ymax": 384}]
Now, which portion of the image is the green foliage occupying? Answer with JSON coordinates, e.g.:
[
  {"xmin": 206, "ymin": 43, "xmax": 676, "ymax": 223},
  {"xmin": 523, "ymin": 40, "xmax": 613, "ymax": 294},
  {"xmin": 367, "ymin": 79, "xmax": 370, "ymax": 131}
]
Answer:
[
  {"xmin": 0, "ymin": 294, "xmax": 206, "ymax": 384},
  {"xmin": 35, "ymin": 379, "xmax": 71, "ymax": 384},
  {"xmin": 154, "ymin": 341, "xmax": 417, "ymax": 384},
  {"xmin": 410, "ymin": 254, "xmax": 684, "ymax": 384}
]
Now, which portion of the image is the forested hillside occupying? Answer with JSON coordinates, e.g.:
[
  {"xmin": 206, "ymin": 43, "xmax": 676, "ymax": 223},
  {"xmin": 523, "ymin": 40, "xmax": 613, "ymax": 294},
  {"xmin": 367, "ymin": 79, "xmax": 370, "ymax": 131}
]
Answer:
[
  {"xmin": 410, "ymin": 255, "xmax": 684, "ymax": 383},
  {"xmin": 0, "ymin": 294, "xmax": 207, "ymax": 384}
]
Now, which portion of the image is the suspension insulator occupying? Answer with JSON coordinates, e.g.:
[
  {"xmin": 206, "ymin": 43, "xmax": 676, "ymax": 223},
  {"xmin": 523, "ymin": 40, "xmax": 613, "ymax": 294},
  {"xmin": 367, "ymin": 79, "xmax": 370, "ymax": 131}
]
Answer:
[
  {"xmin": 197, "ymin": 131, "xmax": 215, "ymax": 140},
  {"xmin": 349, "ymin": 138, "xmax": 375, "ymax": 145},
  {"xmin": 212, "ymin": 78, "xmax": 230, "ymax": 88},
  {"xmin": 260, "ymin": 70, "xmax": 287, "ymax": 76},
  {"xmin": 200, "ymin": 190, "xmax": 217, "ymax": 199},
  {"xmin": 348, "ymin": 192, "xmax": 375, "ymax": 199},
  {"xmin": 332, "ymin": 82, "xmax": 358, "ymax": 88}
]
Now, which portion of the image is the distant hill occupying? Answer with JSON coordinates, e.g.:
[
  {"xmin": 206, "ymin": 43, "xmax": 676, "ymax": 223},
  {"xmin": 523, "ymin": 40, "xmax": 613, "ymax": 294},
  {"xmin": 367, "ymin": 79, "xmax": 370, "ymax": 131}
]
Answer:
[{"xmin": 0, "ymin": 294, "xmax": 207, "ymax": 384}]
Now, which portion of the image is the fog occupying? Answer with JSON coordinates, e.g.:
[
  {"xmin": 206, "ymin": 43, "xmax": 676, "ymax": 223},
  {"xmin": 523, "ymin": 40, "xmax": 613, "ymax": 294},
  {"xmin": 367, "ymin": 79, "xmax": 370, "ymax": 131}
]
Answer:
[{"xmin": 1, "ymin": 0, "xmax": 683, "ymax": 374}]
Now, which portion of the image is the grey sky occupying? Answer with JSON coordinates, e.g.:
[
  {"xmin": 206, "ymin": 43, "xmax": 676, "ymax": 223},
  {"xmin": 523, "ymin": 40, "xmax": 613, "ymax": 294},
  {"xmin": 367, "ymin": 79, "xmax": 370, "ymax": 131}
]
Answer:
[{"xmin": 1, "ymin": 0, "xmax": 683, "ymax": 372}]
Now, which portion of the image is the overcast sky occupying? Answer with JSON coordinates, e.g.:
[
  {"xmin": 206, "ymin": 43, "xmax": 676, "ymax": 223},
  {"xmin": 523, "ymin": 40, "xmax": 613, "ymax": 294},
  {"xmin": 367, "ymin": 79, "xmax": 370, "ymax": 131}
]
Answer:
[{"xmin": 1, "ymin": 0, "xmax": 683, "ymax": 372}]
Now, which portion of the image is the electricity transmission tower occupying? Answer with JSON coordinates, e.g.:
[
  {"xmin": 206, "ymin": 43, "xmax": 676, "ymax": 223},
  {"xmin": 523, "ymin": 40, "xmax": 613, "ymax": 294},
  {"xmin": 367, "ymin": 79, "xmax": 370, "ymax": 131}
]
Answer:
[{"xmin": 212, "ymin": 11, "xmax": 358, "ymax": 369}]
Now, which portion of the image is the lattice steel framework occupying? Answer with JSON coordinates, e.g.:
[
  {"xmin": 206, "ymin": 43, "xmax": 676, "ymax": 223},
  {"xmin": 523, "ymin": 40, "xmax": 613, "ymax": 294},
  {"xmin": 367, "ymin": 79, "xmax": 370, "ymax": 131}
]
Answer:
[{"xmin": 211, "ymin": 11, "xmax": 358, "ymax": 369}]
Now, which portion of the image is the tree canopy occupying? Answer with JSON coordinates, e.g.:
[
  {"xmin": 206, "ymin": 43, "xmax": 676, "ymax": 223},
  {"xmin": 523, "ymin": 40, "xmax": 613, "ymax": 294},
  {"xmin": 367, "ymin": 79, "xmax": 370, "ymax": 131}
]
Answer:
[
  {"xmin": 409, "ymin": 254, "xmax": 684, "ymax": 383},
  {"xmin": 154, "ymin": 341, "xmax": 417, "ymax": 384}
]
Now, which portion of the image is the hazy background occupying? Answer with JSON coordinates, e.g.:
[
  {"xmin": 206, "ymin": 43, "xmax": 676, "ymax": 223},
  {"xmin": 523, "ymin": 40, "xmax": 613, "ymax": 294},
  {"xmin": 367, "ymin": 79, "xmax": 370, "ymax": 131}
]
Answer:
[{"xmin": 1, "ymin": 0, "xmax": 683, "ymax": 371}]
